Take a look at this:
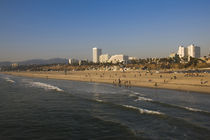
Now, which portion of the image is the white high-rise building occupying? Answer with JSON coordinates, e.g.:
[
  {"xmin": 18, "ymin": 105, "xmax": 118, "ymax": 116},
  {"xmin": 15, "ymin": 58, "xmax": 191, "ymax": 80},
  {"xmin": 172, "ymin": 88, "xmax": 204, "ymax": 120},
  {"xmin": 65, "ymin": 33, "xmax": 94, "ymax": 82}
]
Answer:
[
  {"xmin": 178, "ymin": 46, "xmax": 187, "ymax": 58},
  {"xmin": 92, "ymin": 47, "xmax": 102, "ymax": 63},
  {"xmin": 187, "ymin": 44, "xmax": 200, "ymax": 58},
  {"xmin": 99, "ymin": 54, "xmax": 110, "ymax": 63}
]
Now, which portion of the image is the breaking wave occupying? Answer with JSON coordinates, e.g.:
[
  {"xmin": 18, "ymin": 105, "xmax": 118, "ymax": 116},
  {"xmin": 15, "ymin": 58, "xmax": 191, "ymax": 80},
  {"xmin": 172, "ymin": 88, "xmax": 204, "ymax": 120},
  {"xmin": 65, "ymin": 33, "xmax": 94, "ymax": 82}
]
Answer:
[
  {"xmin": 134, "ymin": 96, "xmax": 153, "ymax": 102},
  {"xmin": 128, "ymin": 91, "xmax": 145, "ymax": 98},
  {"xmin": 132, "ymin": 94, "xmax": 210, "ymax": 115},
  {"xmin": 122, "ymin": 105, "xmax": 164, "ymax": 115},
  {"xmin": 95, "ymin": 99, "xmax": 103, "ymax": 102},
  {"xmin": 182, "ymin": 106, "xmax": 210, "ymax": 114},
  {"xmin": 132, "ymin": 92, "xmax": 144, "ymax": 96},
  {"xmin": 4, "ymin": 77, "xmax": 15, "ymax": 83},
  {"xmin": 139, "ymin": 100, "xmax": 210, "ymax": 115},
  {"xmin": 28, "ymin": 81, "xmax": 64, "ymax": 92}
]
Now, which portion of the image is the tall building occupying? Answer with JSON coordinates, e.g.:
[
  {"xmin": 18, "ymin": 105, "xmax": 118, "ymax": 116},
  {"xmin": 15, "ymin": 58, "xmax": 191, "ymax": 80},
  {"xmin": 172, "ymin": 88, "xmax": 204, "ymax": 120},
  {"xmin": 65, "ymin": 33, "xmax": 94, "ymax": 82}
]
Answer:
[
  {"xmin": 92, "ymin": 47, "xmax": 102, "ymax": 63},
  {"xmin": 187, "ymin": 44, "xmax": 200, "ymax": 58},
  {"xmin": 99, "ymin": 54, "xmax": 110, "ymax": 63},
  {"xmin": 178, "ymin": 46, "xmax": 187, "ymax": 58}
]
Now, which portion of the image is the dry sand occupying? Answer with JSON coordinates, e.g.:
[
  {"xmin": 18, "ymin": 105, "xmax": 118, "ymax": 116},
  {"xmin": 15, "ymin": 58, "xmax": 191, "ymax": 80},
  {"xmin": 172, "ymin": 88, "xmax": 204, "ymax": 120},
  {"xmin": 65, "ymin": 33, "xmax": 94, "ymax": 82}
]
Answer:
[{"xmin": 2, "ymin": 70, "xmax": 210, "ymax": 94}]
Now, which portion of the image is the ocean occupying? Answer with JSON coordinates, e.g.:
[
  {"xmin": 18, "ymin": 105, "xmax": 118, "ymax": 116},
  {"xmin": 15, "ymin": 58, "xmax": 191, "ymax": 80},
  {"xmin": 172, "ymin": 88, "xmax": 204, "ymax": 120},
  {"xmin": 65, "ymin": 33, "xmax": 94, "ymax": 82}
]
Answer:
[{"xmin": 0, "ymin": 73, "xmax": 210, "ymax": 139}]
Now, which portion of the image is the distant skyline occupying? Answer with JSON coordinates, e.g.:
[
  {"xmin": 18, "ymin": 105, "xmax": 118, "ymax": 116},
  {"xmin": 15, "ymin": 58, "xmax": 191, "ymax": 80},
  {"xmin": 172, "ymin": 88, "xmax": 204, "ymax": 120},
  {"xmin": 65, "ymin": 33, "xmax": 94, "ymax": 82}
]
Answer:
[{"xmin": 0, "ymin": 0, "xmax": 210, "ymax": 62}]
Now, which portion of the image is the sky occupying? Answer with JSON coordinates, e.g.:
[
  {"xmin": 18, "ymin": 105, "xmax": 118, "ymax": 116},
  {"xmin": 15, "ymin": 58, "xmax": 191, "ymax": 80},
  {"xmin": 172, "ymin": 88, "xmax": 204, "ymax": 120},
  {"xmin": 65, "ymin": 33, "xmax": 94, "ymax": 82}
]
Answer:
[{"xmin": 0, "ymin": 0, "xmax": 210, "ymax": 62}]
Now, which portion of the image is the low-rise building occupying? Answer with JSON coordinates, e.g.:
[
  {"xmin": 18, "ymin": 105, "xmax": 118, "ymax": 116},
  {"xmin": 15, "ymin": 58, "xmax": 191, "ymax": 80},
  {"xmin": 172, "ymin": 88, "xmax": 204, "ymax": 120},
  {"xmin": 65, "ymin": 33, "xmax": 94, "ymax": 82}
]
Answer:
[
  {"xmin": 108, "ymin": 54, "xmax": 128, "ymax": 64},
  {"xmin": 68, "ymin": 59, "xmax": 79, "ymax": 65},
  {"xmin": 128, "ymin": 56, "xmax": 137, "ymax": 60},
  {"xmin": 11, "ymin": 63, "xmax": 19, "ymax": 67},
  {"xmin": 169, "ymin": 52, "xmax": 177, "ymax": 58},
  {"xmin": 79, "ymin": 59, "xmax": 88, "ymax": 65},
  {"xmin": 99, "ymin": 54, "xmax": 110, "ymax": 63}
]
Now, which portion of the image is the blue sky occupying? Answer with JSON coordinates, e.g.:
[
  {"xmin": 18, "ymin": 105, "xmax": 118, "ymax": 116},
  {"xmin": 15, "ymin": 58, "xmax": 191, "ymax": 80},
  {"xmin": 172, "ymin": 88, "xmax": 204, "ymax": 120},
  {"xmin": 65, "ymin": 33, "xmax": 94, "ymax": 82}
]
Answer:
[{"xmin": 0, "ymin": 0, "xmax": 210, "ymax": 61}]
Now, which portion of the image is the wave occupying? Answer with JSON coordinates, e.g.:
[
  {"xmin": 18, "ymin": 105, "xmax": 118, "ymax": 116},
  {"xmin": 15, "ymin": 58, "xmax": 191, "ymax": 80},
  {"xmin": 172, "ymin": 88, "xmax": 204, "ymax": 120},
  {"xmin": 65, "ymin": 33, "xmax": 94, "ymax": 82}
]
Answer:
[
  {"xmin": 128, "ymin": 94, "xmax": 136, "ymax": 97},
  {"xmin": 95, "ymin": 99, "xmax": 103, "ymax": 102},
  {"xmin": 4, "ymin": 77, "xmax": 15, "ymax": 83},
  {"xmin": 134, "ymin": 96, "xmax": 153, "ymax": 102},
  {"xmin": 128, "ymin": 91, "xmax": 145, "ymax": 98},
  {"xmin": 152, "ymin": 101, "xmax": 210, "ymax": 115},
  {"xmin": 183, "ymin": 106, "xmax": 210, "ymax": 114},
  {"xmin": 132, "ymin": 92, "xmax": 144, "ymax": 96},
  {"xmin": 122, "ymin": 105, "xmax": 164, "ymax": 115},
  {"xmin": 135, "ymin": 98, "xmax": 210, "ymax": 115},
  {"xmin": 131, "ymin": 93, "xmax": 210, "ymax": 115},
  {"xmin": 28, "ymin": 82, "xmax": 64, "ymax": 92}
]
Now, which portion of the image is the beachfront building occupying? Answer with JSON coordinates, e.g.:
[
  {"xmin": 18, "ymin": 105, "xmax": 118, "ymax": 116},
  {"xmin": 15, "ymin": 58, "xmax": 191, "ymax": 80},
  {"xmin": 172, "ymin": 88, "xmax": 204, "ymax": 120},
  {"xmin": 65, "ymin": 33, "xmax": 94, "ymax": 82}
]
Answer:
[
  {"xmin": 79, "ymin": 59, "xmax": 88, "ymax": 65},
  {"xmin": 92, "ymin": 47, "xmax": 102, "ymax": 63},
  {"xmin": 11, "ymin": 63, "xmax": 19, "ymax": 68},
  {"xmin": 128, "ymin": 57, "xmax": 138, "ymax": 60},
  {"xmin": 169, "ymin": 52, "xmax": 177, "ymax": 58},
  {"xmin": 108, "ymin": 54, "xmax": 129, "ymax": 64},
  {"xmin": 68, "ymin": 59, "xmax": 79, "ymax": 65},
  {"xmin": 178, "ymin": 46, "xmax": 187, "ymax": 58},
  {"xmin": 187, "ymin": 44, "xmax": 200, "ymax": 58},
  {"xmin": 99, "ymin": 54, "xmax": 110, "ymax": 63},
  {"xmin": 177, "ymin": 44, "xmax": 201, "ymax": 59}
]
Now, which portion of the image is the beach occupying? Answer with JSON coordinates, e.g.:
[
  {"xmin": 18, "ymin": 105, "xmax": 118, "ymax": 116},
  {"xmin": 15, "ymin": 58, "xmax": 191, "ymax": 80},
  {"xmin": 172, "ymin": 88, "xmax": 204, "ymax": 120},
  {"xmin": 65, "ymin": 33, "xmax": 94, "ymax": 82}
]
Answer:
[{"xmin": 2, "ymin": 70, "xmax": 210, "ymax": 94}]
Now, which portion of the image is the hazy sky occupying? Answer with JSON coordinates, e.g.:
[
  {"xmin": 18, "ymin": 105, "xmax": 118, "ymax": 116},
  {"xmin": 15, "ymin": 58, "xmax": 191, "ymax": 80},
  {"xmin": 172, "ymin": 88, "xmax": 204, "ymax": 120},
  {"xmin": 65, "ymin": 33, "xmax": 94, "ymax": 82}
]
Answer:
[{"xmin": 1, "ymin": 0, "xmax": 210, "ymax": 61}]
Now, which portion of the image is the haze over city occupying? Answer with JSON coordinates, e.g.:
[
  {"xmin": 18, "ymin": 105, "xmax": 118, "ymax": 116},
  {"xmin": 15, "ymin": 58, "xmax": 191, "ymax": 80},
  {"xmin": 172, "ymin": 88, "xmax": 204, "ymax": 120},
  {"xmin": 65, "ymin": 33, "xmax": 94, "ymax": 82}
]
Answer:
[{"xmin": 1, "ymin": 0, "xmax": 210, "ymax": 61}]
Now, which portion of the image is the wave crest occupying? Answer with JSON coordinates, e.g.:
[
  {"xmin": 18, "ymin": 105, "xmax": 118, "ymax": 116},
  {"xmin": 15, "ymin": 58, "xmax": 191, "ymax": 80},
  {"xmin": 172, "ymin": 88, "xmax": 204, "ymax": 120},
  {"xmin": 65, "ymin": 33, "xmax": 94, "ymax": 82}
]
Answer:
[
  {"xmin": 131, "ymin": 91, "xmax": 144, "ymax": 96},
  {"xmin": 4, "ymin": 77, "xmax": 15, "ymax": 83},
  {"xmin": 28, "ymin": 82, "xmax": 64, "ymax": 92},
  {"xmin": 95, "ymin": 99, "xmax": 103, "ymax": 102},
  {"xmin": 183, "ymin": 106, "xmax": 209, "ymax": 113},
  {"xmin": 122, "ymin": 105, "xmax": 164, "ymax": 115},
  {"xmin": 134, "ymin": 96, "xmax": 153, "ymax": 102}
]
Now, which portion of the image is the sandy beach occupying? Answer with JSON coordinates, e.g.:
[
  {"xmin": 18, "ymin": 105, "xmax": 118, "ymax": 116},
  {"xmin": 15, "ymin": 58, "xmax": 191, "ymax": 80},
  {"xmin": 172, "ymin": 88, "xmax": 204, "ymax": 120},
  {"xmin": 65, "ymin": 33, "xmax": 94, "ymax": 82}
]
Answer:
[{"xmin": 2, "ymin": 70, "xmax": 210, "ymax": 94}]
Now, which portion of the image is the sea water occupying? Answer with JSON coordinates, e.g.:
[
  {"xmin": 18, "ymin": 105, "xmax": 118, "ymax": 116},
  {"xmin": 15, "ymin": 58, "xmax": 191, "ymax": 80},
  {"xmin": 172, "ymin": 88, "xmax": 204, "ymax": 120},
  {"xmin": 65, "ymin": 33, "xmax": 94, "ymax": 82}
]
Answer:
[{"xmin": 0, "ymin": 73, "xmax": 210, "ymax": 139}]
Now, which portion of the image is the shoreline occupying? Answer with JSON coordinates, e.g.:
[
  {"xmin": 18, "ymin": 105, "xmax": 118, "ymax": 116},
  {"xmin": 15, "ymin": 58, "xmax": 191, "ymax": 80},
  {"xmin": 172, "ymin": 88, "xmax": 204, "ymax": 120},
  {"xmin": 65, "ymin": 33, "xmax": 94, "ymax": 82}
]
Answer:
[{"xmin": 1, "ymin": 71, "xmax": 210, "ymax": 94}]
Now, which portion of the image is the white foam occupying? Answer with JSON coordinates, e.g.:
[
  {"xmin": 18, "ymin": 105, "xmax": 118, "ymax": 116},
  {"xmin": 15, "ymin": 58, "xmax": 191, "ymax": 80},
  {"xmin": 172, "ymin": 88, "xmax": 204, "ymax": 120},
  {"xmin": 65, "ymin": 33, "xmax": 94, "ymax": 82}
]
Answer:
[
  {"xmin": 131, "ymin": 91, "xmax": 144, "ymax": 96},
  {"xmin": 122, "ymin": 105, "xmax": 164, "ymax": 115},
  {"xmin": 128, "ymin": 94, "xmax": 136, "ymax": 97},
  {"xmin": 134, "ymin": 96, "xmax": 153, "ymax": 102},
  {"xmin": 28, "ymin": 82, "xmax": 64, "ymax": 92},
  {"xmin": 183, "ymin": 106, "xmax": 208, "ymax": 113},
  {"xmin": 4, "ymin": 77, "xmax": 15, "ymax": 83},
  {"xmin": 95, "ymin": 99, "xmax": 103, "ymax": 102}
]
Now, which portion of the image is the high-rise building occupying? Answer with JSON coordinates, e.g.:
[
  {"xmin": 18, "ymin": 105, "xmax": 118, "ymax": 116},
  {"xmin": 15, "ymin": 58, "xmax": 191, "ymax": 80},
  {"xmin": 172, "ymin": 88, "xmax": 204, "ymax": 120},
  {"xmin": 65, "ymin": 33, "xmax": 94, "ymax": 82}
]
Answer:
[
  {"xmin": 178, "ymin": 46, "xmax": 187, "ymax": 58},
  {"xmin": 99, "ymin": 54, "xmax": 110, "ymax": 63},
  {"xmin": 92, "ymin": 47, "xmax": 102, "ymax": 63},
  {"xmin": 187, "ymin": 44, "xmax": 200, "ymax": 58}
]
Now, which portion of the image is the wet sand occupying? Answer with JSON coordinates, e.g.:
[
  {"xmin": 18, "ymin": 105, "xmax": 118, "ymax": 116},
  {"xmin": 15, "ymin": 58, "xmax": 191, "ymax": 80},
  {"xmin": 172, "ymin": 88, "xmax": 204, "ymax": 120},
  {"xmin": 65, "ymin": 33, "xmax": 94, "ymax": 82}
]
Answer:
[{"xmin": 2, "ymin": 70, "xmax": 210, "ymax": 94}]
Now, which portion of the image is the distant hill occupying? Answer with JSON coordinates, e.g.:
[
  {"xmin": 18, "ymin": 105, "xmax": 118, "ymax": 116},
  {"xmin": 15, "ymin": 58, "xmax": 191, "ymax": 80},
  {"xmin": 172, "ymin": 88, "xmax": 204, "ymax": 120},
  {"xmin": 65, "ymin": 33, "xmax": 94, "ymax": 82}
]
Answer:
[
  {"xmin": 18, "ymin": 58, "xmax": 68, "ymax": 65},
  {"xmin": 0, "ymin": 61, "xmax": 12, "ymax": 66},
  {"xmin": 0, "ymin": 58, "xmax": 68, "ymax": 66}
]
